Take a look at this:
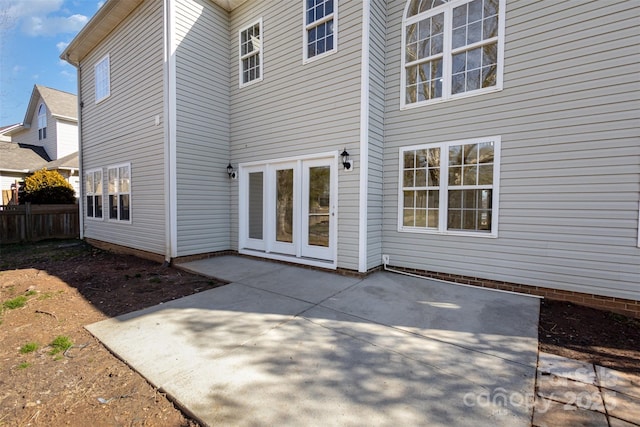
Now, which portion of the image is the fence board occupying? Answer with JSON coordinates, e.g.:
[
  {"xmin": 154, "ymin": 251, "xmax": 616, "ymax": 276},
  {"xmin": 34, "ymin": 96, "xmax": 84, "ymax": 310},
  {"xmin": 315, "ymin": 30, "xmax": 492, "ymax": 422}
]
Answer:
[{"xmin": 0, "ymin": 204, "xmax": 79, "ymax": 244}]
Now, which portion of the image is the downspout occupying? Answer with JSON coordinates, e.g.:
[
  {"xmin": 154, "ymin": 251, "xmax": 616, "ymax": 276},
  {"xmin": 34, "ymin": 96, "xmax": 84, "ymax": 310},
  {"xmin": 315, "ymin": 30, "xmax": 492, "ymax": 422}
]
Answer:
[
  {"xmin": 68, "ymin": 54, "xmax": 84, "ymax": 240},
  {"xmin": 163, "ymin": 0, "xmax": 177, "ymax": 263},
  {"xmin": 358, "ymin": 0, "xmax": 371, "ymax": 273}
]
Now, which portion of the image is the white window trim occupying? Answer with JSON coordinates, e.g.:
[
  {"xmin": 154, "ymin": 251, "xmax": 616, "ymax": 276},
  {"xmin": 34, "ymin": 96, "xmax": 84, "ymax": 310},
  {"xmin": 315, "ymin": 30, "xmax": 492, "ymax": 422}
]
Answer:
[
  {"xmin": 85, "ymin": 168, "xmax": 103, "ymax": 220},
  {"xmin": 400, "ymin": 0, "xmax": 506, "ymax": 110},
  {"xmin": 239, "ymin": 18, "xmax": 264, "ymax": 88},
  {"xmin": 302, "ymin": 0, "xmax": 338, "ymax": 64},
  {"xmin": 107, "ymin": 162, "xmax": 132, "ymax": 224},
  {"xmin": 397, "ymin": 136, "xmax": 501, "ymax": 238},
  {"xmin": 94, "ymin": 54, "xmax": 111, "ymax": 104}
]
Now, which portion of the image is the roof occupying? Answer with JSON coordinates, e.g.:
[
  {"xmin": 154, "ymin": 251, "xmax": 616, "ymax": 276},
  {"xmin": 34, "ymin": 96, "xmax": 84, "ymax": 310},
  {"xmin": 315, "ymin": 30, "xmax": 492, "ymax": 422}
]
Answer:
[
  {"xmin": 26, "ymin": 85, "xmax": 77, "ymax": 124},
  {"xmin": 5, "ymin": 86, "xmax": 77, "ymax": 136},
  {"xmin": 62, "ymin": 0, "xmax": 249, "ymax": 65},
  {"xmin": 44, "ymin": 151, "xmax": 79, "ymax": 171},
  {"xmin": 0, "ymin": 141, "xmax": 50, "ymax": 172}
]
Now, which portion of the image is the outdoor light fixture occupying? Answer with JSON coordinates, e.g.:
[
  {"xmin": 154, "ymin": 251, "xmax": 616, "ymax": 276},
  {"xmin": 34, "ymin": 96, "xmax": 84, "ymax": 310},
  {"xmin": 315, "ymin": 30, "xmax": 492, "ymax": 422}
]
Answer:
[
  {"xmin": 341, "ymin": 149, "xmax": 352, "ymax": 170},
  {"xmin": 227, "ymin": 163, "xmax": 237, "ymax": 179}
]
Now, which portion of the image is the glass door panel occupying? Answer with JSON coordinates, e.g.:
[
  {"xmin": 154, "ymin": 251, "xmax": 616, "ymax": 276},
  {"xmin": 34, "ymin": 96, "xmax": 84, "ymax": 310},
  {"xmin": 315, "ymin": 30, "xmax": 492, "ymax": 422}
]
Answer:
[
  {"xmin": 270, "ymin": 163, "xmax": 297, "ymax": 256},
  {"xmin": 307, "ymin": 166, "xmax": 330, "ymax": 247},
  {"xmin": 301, "ymin": 159, "xmax": 334, "ymax": 260},
  {"xmin": 276, "ymin": 168, "xmax": 294, "ymax": 243},
  {"xmin": 248, "ymin": 172, "xmax": 263, "ymax": 240}
]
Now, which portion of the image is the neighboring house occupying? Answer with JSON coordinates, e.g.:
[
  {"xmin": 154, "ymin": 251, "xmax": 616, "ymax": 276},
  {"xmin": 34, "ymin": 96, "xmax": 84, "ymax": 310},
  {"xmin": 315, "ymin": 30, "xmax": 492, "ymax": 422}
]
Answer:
[
  {"xmin": 62, "ymin": 0, "xmax": 639, "ymax": 315},
  {"xmin": 0, "ymin": 86, "xmax": 80, "ymax": 199},
  {"xmin": 0, "ymin": 124, "xmax": 21, "ymax": 142},
  {"xmin": 0, "ymin": 142, "xmax": 50, "ymax": 204}
]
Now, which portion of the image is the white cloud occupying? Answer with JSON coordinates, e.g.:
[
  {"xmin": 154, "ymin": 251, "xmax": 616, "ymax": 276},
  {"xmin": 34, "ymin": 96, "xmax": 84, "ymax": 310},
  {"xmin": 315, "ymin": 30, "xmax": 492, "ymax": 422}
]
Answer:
[
  {"xmin": 12, "ymin": 65, "xmax": 25, "ymax": 74},
  {"xmin": 97, "ymin": 1, "xmax": 105, "ymax": 9},
  {"xmin": 22, "ymin": 14, "xmax": 87, "ymax": 37},
  {"xmin": 60, "ymin": 69, "xmax": 75, "ymax": 80},
  {"xmin": 5, "ymin": 0, "xmax": 64, "ymax": 19},
  {"xmin": 3, "ymin": 0, "xmax": 88, "ymax": 37},
  {"xmin": 56, "ymin": 41, "xmax": 69, "ymax": 52}
]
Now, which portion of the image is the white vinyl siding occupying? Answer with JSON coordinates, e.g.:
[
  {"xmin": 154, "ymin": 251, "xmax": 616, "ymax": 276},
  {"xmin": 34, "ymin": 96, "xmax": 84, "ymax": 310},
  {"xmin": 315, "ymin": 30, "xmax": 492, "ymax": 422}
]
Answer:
[
  {"xmin": 174, "ymin": 0, "xmax": 231, "ymax": 256},
  {"xmin": 230, "ymin": 0, "xmax": 362, "ymax": 270},
  {"xmin": 55, "ymin": 119, "xmax": 79, "ymax": 159},
  {"xmin": 94, "ymin": 54, "xmax": 110, "ymax": 103},
  {"xmin": 365, "ymin": 0, "xmax": 386, "ymax": 270},
  {"xmin": 384, "ymin": 0, "xmax": 640, "ymax": 301},
  {"xmin": 80, "ymin": 0, "xmax": 165, "ymax": 255}
]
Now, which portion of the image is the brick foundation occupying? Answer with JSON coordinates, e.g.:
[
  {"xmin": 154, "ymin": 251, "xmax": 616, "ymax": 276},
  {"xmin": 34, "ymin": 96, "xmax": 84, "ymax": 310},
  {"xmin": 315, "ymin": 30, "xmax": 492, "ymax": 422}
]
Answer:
[{"xmin": 388, "ymin": 265, "xmax": 640, "ymax": 320}]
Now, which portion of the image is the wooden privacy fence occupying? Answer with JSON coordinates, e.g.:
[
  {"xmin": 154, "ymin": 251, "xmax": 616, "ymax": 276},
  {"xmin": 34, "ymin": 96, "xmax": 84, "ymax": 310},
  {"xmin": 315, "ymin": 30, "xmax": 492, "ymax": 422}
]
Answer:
[{"xmin": 0, "ymin": 204, "xmax": 80, "ymax": 244}]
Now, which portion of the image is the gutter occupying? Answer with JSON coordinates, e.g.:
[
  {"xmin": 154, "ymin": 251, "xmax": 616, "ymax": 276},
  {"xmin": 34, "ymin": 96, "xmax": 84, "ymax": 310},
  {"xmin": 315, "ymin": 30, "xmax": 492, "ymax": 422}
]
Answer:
[{"xmin": 64, "ymin": 54, "xmax": 85, "ymax": 240}]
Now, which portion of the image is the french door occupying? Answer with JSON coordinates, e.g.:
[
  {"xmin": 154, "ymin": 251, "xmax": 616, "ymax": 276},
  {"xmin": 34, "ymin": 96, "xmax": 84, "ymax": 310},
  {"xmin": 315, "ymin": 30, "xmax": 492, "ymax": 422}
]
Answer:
[{"xmin": 240, "ymin": 156, "xmax": 336, "ymax": 265}]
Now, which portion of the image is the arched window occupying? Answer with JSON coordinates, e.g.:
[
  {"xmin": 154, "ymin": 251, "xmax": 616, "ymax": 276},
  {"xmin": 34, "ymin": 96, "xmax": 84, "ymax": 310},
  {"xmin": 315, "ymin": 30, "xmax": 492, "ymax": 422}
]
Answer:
[
  {"xmin": 402, "ymin": 0, "xmax": 504, "ymax": 107},
  {"xmin": 38, "ymin": 104, "xmax": 47, "ymax": 140}
]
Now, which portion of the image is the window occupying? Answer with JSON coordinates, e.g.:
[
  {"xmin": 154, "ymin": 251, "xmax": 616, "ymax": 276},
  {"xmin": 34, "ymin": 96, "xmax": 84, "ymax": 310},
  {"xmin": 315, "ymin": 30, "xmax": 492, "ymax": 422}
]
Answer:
[
  {"xmin": 304, "ymin": 0, "xmax": 336, "ymax": 61},
  {"xmin": 85, "ymin": 169, "xmax": 103, "ymax": 219},
  {"xmin": 399, "ymin": 136, "xmax": 500, "ymax": 236},
  {"xmin": 37, "ymin": 104, "xmax": 47, "ymax": 140},
  {"xmin": 239, "ymin": 19, "xmax": 263, "ymax": 87},
  {"xmin": 107, "ymin": 164, "xmax": 131, "ymax": 222},
  {"xmin": 402, "ymin": 0, "xmax": 504, "ymax": 107},
  {"xmin": 95, "ymin": 54, "xmax": 110, "ymax": 103}
]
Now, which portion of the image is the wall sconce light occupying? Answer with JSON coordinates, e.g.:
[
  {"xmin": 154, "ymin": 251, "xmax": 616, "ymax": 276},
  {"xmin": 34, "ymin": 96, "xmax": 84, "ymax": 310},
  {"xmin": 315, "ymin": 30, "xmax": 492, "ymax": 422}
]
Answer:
[
  {"xmin": 341, "ymin": 149, "xmax": 353, "ymax": 170},
  {"xmin": 227, "ymin": 163, "xmax": 237, "ymax": 179}
]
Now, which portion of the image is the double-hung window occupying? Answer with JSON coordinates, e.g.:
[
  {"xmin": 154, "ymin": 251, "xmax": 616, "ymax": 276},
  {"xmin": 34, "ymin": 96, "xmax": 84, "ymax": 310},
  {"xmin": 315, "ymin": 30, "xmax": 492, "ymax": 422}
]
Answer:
[
  {"xmin": 304, "ymin": 0, "xmax": 336, "ymax": 61},
  {"xmin": 37, "ymin": 104, "xmax": 47, "ymax": 140},
  {"xmin": 239, "ymin": 19, "xmax": 263, "ymax": 87},
  {"xmin": 107, "ymin": 164, "xmax": 131, "ymax": 222},
  {"xmin": 85, "ymin": 169, "xmax": 103, "ymax": 219},
  {"xmin": 402, "ymin": 0, "xmax": 504, "ymax": 107},
  {"xmin": 95, "ymin": 54, "xmax": 110, "ymax": 103},
  {"xmin": 399, "ymin": 136, "xmax": 500, "ymax": 236}
]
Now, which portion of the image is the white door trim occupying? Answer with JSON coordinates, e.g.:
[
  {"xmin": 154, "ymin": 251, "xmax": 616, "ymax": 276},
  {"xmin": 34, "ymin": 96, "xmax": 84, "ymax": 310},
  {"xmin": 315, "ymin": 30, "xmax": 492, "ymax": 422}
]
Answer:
[{"xmin": 238, "ymin": 152, "xmax": 338, "ymax": 269}]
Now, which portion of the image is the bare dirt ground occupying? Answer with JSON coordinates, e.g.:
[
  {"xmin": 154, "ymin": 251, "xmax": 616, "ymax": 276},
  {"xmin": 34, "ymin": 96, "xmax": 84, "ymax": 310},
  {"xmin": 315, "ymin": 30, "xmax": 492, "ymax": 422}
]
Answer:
[{"xmin": 1, "ymin": 240, "xmax": 639, "ymax": 426}]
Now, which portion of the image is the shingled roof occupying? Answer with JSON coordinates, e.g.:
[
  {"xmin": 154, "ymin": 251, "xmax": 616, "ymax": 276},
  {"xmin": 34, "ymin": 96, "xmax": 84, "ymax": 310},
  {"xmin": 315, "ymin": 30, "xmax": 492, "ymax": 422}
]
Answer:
[
  {"xmin": 44, "ymin": 151, "xmax": 79, "ymax": 171},
  {"xmin": 26, "ymin": 85, "xmax": 78, "ymax": 123},
  {"xmin": 0, "ymin": 141, "xmax": 50, "ymax": 172}
]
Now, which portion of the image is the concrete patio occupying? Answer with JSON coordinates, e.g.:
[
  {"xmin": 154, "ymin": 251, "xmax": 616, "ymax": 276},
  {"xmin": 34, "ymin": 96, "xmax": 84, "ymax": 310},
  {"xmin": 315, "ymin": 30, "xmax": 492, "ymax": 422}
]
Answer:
[{"xmin": 87, "ymin": 256, "xmax": 541, "ymax": 426}]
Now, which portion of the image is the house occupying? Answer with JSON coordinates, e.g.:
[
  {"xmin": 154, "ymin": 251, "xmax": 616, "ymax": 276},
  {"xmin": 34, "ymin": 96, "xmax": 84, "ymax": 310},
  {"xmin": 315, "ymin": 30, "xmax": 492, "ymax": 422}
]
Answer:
[
  {"xmin": 61, "ymin": 0, "xmax": 640, "ymax": 316},
  {"xmin": 0, "ymin": 86, "xmax": 80, "ymax": 200}
]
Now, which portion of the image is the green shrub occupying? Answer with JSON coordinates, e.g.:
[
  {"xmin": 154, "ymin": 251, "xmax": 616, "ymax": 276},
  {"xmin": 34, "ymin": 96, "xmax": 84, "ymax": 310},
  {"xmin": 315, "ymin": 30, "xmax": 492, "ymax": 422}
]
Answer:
[{"xmin": 21, "ymin": 169, "xmax": 76, "ymax": 204}]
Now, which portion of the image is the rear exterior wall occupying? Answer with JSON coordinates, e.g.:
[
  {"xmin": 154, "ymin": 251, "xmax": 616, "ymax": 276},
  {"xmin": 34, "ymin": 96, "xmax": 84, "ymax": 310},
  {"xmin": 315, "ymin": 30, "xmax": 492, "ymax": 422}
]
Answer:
[
  {"xmin": 228, "ymin": 0, "xmax": 365, "ymax": 271},
  {"xmin": 382, "ymin": 0, "xmax": 640, "ymax": 300}
]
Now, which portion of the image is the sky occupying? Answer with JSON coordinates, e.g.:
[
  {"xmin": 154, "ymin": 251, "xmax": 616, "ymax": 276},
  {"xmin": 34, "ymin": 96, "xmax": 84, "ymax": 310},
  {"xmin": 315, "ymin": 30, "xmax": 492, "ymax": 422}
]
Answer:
[{"xmin": 0, "ymin": 0, "xmax": 104, "ymax": 126}]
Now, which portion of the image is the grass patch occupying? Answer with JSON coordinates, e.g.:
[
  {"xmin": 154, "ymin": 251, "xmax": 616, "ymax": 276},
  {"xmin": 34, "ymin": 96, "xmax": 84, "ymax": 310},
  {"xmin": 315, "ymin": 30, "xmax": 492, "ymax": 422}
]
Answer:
[
  {"xmin": 19, "ymin": 342, "xmax": 39, "ymax": 354},
  {"xmin": 49, "ymin": 335, "xmax": 73, "ymax": 355},
  {"xmin": 3, "ymin": 296, "xmax": 28, "ymax": 310},
  {"xmin": 25, "ymin": 290, "xmax": 37, "ymax": 297},
  {"xmin": 148, "ymin": 276, "xmax": 161, "ymax": 284},
  {"xmin": 17, "ymin": 362, "xmax": 31, "ymax": 369}
]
